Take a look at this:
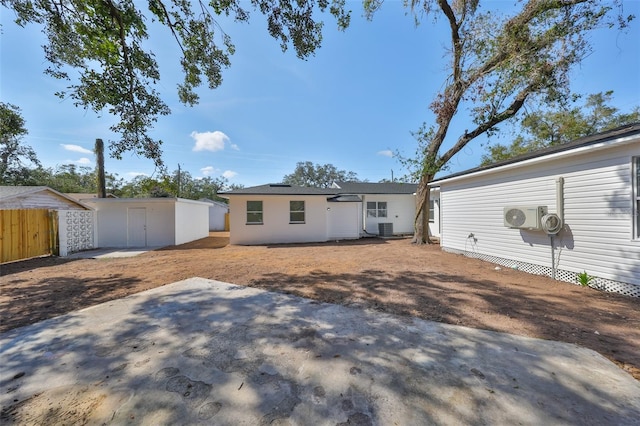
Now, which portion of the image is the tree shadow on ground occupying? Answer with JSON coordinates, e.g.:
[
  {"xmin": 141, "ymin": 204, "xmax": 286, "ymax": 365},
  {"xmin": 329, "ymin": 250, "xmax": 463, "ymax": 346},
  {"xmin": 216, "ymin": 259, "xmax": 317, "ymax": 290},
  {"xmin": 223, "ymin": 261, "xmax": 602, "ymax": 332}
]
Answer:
[
  {"xmin": 2, "ymin": 280, "xmax": 638, "ymax": 424},
  {"xmin": 249, "ymin": 269, "xmax": 640, "ymax": 380},
  {"xmin": 0, "ymin": 274, "xmax": 142, "ymax": 333}
]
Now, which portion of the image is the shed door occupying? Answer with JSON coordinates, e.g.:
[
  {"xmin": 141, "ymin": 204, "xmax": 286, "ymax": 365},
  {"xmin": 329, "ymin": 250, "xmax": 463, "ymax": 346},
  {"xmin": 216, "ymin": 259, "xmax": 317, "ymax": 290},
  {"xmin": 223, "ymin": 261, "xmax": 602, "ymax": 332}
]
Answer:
[
  {"xmin": 327, "ymin": 202, "xmax": 360, "ymax": 240},
  {"xmin": 127, "ymin": 207, "xmax": 147, "ymax": 247}
]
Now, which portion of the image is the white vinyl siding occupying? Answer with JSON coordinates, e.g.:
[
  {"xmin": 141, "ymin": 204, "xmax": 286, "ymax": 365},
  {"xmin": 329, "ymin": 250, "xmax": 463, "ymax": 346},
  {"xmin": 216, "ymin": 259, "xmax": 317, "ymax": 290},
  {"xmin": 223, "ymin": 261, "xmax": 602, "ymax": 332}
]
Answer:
[
  {"xmin": 635, "ymin": 157, "xmax": 640, "ymax": 239},
  {"xmin": 439, "ymin": 142, "xmax": 639, "ymax": 287}
]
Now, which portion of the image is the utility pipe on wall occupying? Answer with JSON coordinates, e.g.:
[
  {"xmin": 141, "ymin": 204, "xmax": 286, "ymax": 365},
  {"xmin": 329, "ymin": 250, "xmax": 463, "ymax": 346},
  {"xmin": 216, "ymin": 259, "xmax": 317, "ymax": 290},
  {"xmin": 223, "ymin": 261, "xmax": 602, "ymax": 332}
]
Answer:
[{"xmin": 556, "ymin": 177, "xmax": 564, "ymax": 222}]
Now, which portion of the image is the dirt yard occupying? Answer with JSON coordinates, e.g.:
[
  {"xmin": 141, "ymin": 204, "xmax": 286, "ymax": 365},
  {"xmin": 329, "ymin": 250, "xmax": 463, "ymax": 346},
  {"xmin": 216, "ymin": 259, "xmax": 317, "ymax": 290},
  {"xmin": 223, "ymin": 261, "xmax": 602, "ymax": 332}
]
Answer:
[{"xmin": 1, "ymin": 232, "xmax": 639, "ymax": 381}]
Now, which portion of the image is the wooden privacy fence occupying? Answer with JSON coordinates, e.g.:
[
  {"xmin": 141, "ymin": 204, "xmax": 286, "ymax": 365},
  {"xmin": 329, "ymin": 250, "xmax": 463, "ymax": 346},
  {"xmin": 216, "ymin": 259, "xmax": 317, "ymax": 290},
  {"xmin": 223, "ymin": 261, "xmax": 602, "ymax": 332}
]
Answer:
[{"xmin": 0, "ymin": 209, "xmax": 59, "ymax": 263}]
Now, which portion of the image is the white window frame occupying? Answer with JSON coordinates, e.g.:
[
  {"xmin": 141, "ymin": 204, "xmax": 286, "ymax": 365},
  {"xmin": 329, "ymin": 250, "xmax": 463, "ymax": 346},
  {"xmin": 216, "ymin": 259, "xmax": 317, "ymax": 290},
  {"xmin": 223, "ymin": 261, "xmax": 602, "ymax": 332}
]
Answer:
[
  {"xmin": 367, "ymin": 201, "xmax": 387, "ymax": 218},
  {"xmin": 429, "ymin": 198, "xmax": 435, "ymax": 223},
  {"xmin": 246, "ymin": 200, "xmax": 263, "ymax": 224},
  {"xmin": 289, "ymin": 200, "xmax": 305, "ymax": 224}
]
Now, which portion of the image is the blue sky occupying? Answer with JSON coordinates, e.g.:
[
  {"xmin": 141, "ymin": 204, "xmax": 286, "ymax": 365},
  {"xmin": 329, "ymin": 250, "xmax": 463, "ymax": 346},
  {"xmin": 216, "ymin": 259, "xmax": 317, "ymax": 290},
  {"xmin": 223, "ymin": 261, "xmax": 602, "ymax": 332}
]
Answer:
[{"xmin": 1, "ymin": 1, "xmax": 639, "ymax": 187}]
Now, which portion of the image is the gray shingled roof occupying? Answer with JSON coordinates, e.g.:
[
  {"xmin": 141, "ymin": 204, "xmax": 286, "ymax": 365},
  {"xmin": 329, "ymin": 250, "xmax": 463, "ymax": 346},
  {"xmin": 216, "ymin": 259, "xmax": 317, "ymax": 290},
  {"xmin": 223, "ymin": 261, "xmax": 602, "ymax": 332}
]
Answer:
[
  {"xmin": 333, "ymin": 182, "xmax": 417, "ymax": 194},
  {"xmin": 431, "ymin": 122, "xmax": 640, "ymax": 184},
  {"xmin": 220, "ymin": 182, "xmax": 417, "ymax": 196},
  {"xmin": 220, "ymin": 184, "xmax": 339, "ymax": 196}
]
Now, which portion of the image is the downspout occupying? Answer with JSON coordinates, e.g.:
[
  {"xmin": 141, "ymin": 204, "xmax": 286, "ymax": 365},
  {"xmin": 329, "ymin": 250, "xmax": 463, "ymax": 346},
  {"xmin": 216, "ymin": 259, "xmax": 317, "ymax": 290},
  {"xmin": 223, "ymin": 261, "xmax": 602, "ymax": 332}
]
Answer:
[
  {"xmin": 550, "ymin": 177, "xmax": 565, "ymax": 280},
  {"xmin": 556, "ymin": 177, "xmax": 564, "ymax": 223}
]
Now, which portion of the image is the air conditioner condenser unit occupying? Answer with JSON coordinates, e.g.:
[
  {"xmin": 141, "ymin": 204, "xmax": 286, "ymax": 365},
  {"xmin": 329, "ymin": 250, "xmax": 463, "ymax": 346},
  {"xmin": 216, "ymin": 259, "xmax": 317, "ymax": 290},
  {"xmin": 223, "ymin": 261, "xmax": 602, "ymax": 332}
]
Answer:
[{"xmin": 503, "ymin": 206, "xmax": 547, "ymax": 230}]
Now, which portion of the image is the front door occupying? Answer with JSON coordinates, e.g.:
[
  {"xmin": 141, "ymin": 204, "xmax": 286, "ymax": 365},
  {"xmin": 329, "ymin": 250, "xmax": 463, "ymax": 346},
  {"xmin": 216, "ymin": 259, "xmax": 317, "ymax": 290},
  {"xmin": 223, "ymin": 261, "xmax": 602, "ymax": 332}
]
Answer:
[{"xmin": 127, "ymin": 207, "xmax": 147, "ymax": 247}]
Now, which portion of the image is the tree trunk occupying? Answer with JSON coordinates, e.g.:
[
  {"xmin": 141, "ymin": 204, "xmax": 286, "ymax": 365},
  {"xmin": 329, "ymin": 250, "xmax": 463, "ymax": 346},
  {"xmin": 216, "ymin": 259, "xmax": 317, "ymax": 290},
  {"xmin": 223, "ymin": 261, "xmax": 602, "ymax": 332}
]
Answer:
[
  {"xmin": 413, "ymin": 173, "xmax": 433, "ymax": 244},
  {"xmin": 95, "ymin": 138, "xmax": 107, "ymax": 198}
]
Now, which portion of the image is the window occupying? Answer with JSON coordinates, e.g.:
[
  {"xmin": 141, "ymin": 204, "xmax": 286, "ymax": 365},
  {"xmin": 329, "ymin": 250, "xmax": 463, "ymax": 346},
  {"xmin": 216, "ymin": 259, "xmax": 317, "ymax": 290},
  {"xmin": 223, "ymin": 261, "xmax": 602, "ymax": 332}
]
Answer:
[
  {"xmin": 429, "ymin": 198, "xmax": 435, "ymax": 223},
  {"xmin": 367, "ymin": 201, "xmax": 387, "ymax": 218},
  {"xmin": 246, "ymin": 201, "xmax": 263, "ymax": 224},
  {"xmin": 635, "ymin": 157, "xmax": 640, "ymax": 239},
  {"xmin": 290, "ymin": 200, "xmax": 305, "ymax": 223}
]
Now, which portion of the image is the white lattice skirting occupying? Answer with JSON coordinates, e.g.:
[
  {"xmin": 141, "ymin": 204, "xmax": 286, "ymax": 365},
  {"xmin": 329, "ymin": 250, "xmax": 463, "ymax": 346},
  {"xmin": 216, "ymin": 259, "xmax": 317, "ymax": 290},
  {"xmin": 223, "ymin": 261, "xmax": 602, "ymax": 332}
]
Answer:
[{"xmin": 443, "ymin": 247, "xmax": 640, "ymax": 298}]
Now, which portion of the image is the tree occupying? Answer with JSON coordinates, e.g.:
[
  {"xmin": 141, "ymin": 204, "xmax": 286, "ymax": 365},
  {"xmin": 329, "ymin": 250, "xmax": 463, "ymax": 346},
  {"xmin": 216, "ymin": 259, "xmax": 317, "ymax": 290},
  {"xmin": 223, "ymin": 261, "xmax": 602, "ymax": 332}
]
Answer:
[
  {"xmin": 115, "ymin": 168, "xmax": 228, "ymax": 199},
  {"xmin": 481, "ymin": 91, "xmax": 640, "ymax": 165},
  {"xmin": 3, "ymin": 0, "xmax": 351, "ymax": 167},
  {"xmin": 380, "ymin": 0, "xmax": 632, "ymax": 243},
  {"xmin": 282, "ymin": 161, "xmax": 359, "ymax": 188},
  {"xmin": 0, "ymin": 102, "xmax": 41, "ymax": 184}
]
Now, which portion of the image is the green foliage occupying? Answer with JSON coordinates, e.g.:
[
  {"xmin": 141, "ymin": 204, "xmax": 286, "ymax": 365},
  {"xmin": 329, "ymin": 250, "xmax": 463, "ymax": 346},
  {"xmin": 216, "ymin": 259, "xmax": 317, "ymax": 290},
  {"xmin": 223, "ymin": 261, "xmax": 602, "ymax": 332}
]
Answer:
[
  {"xmin": 0, "ymin": 102, "xmax": 41, "ymax": 185},
  {"xmin": 282, "ymin": 161, "xmax": 360, "ymax": 188},
  {"xmin": 577, "ymin": 271, "xmax": 595, "ymax": 287},
  {"xmin": 2, "ymin": 0, "xmax": 351, "ymax": 167},
  {"xmin": 481, "ymin": 91, "xmax": 640, "ymax": 165},
  {"xmin": 116, "ymin": 168, "xmax": 228, "ymax": 200},
  {"xmin": 382, "ymin": 0, "xmax": 632, "ymax": 243}
]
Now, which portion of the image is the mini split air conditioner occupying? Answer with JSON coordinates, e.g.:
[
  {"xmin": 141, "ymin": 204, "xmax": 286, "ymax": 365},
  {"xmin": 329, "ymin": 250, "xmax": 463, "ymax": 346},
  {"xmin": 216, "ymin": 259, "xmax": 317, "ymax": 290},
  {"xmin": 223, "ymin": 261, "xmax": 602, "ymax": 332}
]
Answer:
[{"xmin": 503, "ymin": 206, "xmax": 547, "ymax": 230}]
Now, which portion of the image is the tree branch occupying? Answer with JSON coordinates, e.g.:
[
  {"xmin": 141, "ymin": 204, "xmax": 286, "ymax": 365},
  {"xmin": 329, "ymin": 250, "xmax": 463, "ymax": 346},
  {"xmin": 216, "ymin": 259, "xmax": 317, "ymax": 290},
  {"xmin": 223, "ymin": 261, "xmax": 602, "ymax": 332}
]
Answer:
[{"xmin": 438, "ymin": 83, "xmax": 536, "ymax": 168}]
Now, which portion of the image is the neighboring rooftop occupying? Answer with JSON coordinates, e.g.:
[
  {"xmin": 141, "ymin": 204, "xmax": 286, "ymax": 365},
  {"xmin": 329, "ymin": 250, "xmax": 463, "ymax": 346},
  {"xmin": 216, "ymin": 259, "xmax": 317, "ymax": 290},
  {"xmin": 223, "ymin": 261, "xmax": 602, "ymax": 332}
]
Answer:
[
  {"xmin": 0, "ymin": 186, "xmax": 92, "ymax": 209},
  {"xmin": 0, "ymin": 186, "xmax": 51, "ymax": 200}
]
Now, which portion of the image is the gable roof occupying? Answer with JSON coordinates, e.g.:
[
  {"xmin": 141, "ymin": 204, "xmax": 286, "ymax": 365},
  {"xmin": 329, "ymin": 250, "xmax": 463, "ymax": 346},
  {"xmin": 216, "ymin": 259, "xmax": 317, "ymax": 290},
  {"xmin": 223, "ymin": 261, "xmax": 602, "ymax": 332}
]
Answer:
[
  {"xmin": 0, "ymin": 186, "xmax": 92, "ymax": 209},
  {"xmin": 332, "ymin": 182, "xmax": 417, "ymax": 194},
  {"xmin": 430, "ymin": 122, "xmax": 640, "ymax": 185}
]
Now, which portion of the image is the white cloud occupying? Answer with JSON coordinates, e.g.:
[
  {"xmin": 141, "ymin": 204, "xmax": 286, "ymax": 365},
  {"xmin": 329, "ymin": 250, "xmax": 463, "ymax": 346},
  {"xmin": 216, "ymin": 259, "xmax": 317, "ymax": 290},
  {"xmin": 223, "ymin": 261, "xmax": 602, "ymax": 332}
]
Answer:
[
  {"xmin": 61, "ymin": 144, "xmax": 93, "ymax": 154},
  {"xmin": 377, "ymin": 150, "xmax": 393, "ymax": 158},
  {"xmin": 230, "ymin": 143, "xmax": 240, "ymax": 151},
  {"xmin": 76, "ymin": 157, "xmax": 92, "ymax": 165},
  {"xmin": 200, "ymin": 166, "xmax": 218, "ymax": 176},
  {"xmin": 191, "ymin": 130, "xmax": 229, "ymax": 152},
  {"xmin": 222, "ymin": 170, "xmax": 238, "ymax": 179}
]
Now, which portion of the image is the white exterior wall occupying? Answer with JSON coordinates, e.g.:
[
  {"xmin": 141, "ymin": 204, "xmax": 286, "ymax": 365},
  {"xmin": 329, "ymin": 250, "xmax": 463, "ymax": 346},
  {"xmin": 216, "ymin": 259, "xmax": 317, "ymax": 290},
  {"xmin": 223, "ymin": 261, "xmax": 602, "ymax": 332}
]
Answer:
[
  {"xmin": 208, "ymin": 202, "xmax": 229, "ymax": 231},
  {"xmin": 229, "ymin": 195, "xmax": 328, "ymax": 245},
  {"xmin": 362, "ymin": 194, "xmax": 416, "ymax": 235},
  {"xmin": 327, "ymin": 202, "xmax": 362, "ymax": 240},
  {"xmin": 89, "ymin": 200, "xmax": 175, "ymax": 248},
  {"xmin": 428, "ymin": 188, "xmax": 441, "ymax": 238},
  {"xmin": 174, "ymin": 199, "xmax": 210, "ymax": 245},
  {"xmin": 439, "ymin": 142, "xmax": 639, "ymax": 288}
]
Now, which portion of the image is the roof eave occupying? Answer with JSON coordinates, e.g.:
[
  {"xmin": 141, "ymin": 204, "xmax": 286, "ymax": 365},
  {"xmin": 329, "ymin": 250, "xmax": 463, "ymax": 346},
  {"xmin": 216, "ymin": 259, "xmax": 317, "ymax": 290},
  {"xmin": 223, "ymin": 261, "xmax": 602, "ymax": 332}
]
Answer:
[{"xmin": 429, "ymin": 128, "xmax": 640, "ymax": 186}]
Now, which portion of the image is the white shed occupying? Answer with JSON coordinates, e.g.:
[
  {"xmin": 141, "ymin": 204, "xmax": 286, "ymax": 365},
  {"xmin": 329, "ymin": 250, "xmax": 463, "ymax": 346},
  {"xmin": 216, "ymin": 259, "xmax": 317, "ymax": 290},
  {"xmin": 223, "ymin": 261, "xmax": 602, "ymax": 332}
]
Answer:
[
  {"xmin": 430, "ymin": 123, "xmax": 640, "ymax": 297},
  {"xmin": 83, "ymin": 197, "xmax": 210, "ymax": 248},
  {"xmin": 200, "ymin": 199, "xmax": 229, "ymax": 231}
]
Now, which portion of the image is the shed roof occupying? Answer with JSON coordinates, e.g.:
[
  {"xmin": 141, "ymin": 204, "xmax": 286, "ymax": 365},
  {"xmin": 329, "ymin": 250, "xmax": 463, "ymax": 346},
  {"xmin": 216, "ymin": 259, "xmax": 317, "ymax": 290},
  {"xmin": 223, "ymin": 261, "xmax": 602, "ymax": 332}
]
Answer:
[{"xmin": 430, "ymin": 122, "xmax": 640, "ymax": 185}]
